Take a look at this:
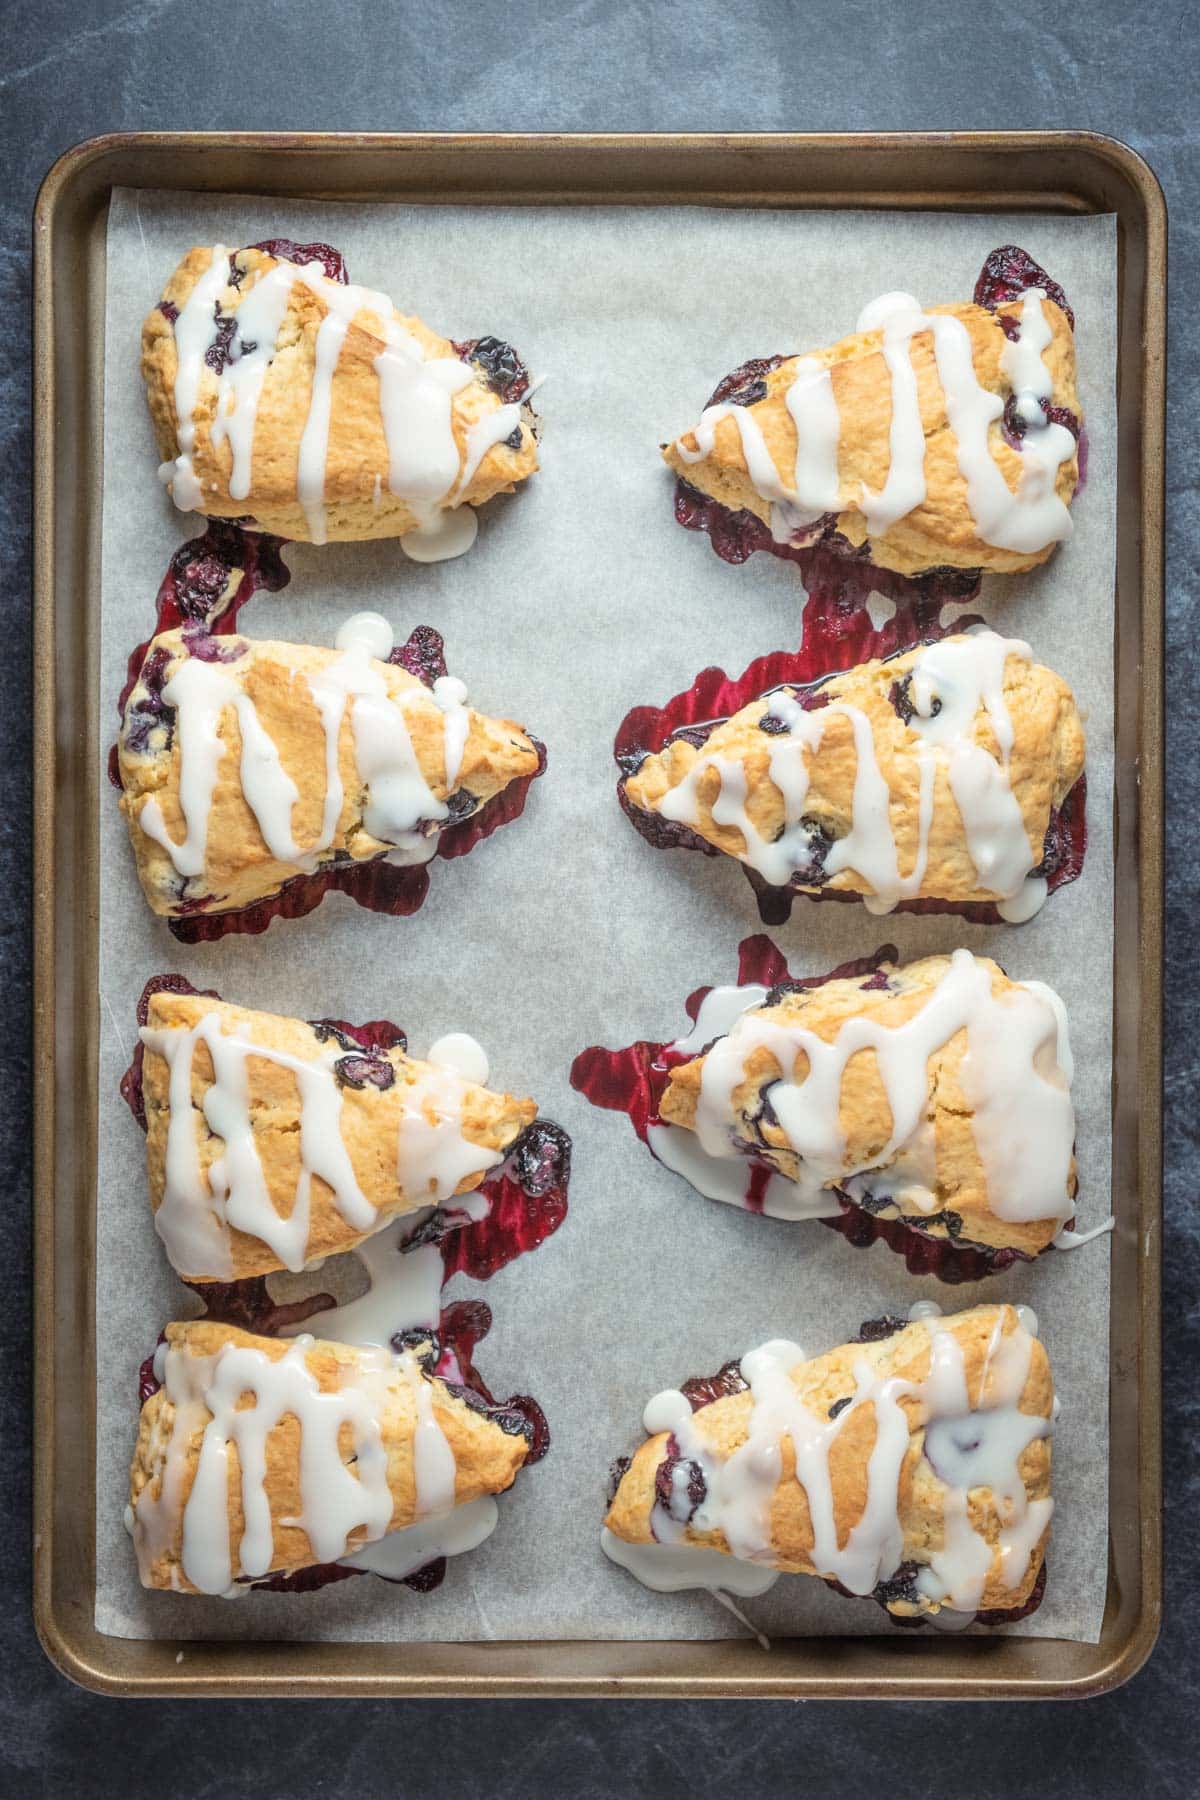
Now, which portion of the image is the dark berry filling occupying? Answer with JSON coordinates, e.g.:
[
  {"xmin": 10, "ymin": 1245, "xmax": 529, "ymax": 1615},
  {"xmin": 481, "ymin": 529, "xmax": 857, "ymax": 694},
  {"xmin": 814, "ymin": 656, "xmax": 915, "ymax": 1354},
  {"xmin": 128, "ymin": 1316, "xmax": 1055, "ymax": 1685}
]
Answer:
[
  {"xmin": 607, "ymin": 1455, "xmax": 633, "ymax": 1506},
  {"xmin": 829, "ymin": 1552, "xmax": 1048, "ymax": 1628},
  {"xmin": 852, "ymin": 1315, "xmax": 911, "ymax": 1344},
  {"xmin": 680, "ymin": 1359, "xmax": 749, "ymax": 1411},
  {"xmin": 654, "ymin": 1439, "xmax": 707, "ymax": 1524},
  {"xmin": 674, "ymin": 478, "xmax": 854, "ymax": 572},
  {"xmin": 1002, "ymin": 392, "xmax": 1080, "ymax": 447},
  {"xmin": 204, "ymin": 308, "xmax": 238, "ymax": 375},
  {"xmin": 824, "ymin": 1192, "xmax": 1031, "ymax": 1283},
  {"xmin": 889, "ymin": 672, "xmax": 940, "ymax": 726},
  {"xmin": 158, "ymin": 299, "xmax": 179, "ymax": 324},
  {"xmin": 333, "ymin": 1054, "xmax": 395, "ymax": 1091},
  {"xmin": 248, "ymin": 239, "xmax": 349, "ymax": 284},
  {"xmin": 311, "ymin": 1017, "xmax": 405, "ymax": 1055},
  {"xmin": 121, "ymin": 645, "xmax": 175, "ymax": 756},
  {"xmin": 451, "ymin": 335, "xmax": 533, "ymax": 405},
  {"xmin": 973, "ymin": 245, "xmax": 1074, "ymax": 331},
  {"xmin": 705, "ymin": 352, "xmax": 791, "ymax": 410}
]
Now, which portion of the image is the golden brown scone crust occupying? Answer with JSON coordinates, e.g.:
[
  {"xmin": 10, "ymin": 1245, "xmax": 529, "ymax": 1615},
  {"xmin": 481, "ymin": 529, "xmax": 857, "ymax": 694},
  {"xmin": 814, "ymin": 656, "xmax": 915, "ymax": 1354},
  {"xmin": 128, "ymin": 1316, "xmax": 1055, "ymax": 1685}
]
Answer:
[
  {"xmin": 623, "ymin": 637, "xmax": 1085, "ymax": 906},
  {"xmin": 118, "ymin": 628, "xmax": 541, "ymax": 917},
  {"xmin": 143, "ymin": 246, "xmax": 538, "ymax": 541},
  {"xmin": 141, "ymin": 991, "xmax": 537, "ymax": 1280},
  {"xmin": 605, "ymin": 1304, "xmax": 1053, "ymax": 1616},
  {"xmin": 130, "ymin": 1320, "xmax": 528, "ymax": 1592},
  {"xmin": 664, "ymin": 299, "xmax": 1080, "ymax": 576},
  {"xmin": 661, "ymin": 954, "xmax": 1075, "ymax": 1256}
]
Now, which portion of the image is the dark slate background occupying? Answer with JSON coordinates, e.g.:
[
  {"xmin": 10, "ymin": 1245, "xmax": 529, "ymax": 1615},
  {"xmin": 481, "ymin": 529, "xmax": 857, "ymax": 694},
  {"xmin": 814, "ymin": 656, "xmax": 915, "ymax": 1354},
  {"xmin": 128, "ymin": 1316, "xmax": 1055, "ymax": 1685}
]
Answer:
[{"xmin": 3, "ymin": 2, "xmax": 1193, "ymax": 1793}]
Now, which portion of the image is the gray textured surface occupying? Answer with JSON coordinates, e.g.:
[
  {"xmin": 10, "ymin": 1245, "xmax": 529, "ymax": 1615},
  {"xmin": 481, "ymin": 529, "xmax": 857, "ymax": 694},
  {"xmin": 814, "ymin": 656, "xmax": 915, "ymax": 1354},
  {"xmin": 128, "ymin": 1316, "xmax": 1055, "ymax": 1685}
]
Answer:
[{"xmin": 2, "ymin": 0, "xmax": 1193, "ymax": 1793}]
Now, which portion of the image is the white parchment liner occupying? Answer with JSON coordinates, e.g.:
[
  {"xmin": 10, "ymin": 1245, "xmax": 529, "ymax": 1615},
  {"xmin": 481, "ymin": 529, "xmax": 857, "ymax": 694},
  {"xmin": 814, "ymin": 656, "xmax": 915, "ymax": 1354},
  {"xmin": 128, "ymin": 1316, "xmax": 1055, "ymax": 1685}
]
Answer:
[{"xmin": 95, "ymin": 190, "xmax": 1116, "ymax": 1644}]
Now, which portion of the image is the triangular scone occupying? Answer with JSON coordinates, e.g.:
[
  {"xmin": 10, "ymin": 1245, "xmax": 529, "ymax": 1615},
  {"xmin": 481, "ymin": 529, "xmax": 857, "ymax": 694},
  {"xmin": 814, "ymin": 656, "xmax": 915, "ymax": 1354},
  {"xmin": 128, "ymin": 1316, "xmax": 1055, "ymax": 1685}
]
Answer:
[
  {"xmin": 129, "ymin": 1320, "xmax": 530, "ymax": 1593},
  {"xmin": 143, "ymin": 245, "xmax": 538, "ymax": 553},
  {"xmin": 605, "ymin": 1305, "xmax": 1054, "ymax": 1620},
  {"xmin": 663, "ymin": 287, "xmax": 1080, "ymax": 578},
  {"xmin": 118, "ymin": 619, "xmax": 541, "ymax": 919},
  {"xmin": 138, "ymin": 991, "xmax": 537, "ymax": 1282},
  {"xmin": 622, "ymin": 631, "xmax": 1084, "ymax": 917},
  {"xmin": 661, "ymin": 950, "xmax": 1076, "ymax": 1258}
]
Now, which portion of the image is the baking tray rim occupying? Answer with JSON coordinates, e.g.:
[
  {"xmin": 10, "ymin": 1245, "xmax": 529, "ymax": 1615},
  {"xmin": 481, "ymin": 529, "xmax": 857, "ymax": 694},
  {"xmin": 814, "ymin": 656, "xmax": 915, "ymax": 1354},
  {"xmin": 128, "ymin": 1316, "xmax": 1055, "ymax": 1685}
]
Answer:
[{"xmin": 31, "ymin": 129, "xmax": 1165, "ymax": 1700}]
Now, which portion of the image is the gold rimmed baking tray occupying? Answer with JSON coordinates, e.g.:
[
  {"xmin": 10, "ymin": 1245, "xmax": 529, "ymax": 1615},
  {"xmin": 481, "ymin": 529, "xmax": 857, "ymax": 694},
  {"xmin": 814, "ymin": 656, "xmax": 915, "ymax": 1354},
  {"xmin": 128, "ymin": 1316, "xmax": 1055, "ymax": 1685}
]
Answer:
[{"xmin": 32, "ymin": 131, "xmax": 1164, "ymax": 1699}]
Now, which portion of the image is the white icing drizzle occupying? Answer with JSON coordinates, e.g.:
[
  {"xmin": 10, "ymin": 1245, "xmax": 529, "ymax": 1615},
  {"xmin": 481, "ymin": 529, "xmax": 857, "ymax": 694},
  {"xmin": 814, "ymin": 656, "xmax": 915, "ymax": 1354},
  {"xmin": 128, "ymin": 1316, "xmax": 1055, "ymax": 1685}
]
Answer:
[
  {"xmin": 675, "ymin": 283, "xmax": 1074, "ymax": 557},
  {"xmin": 620, "ymin": 1312, "xmax": 1052, "ymax": 1614},
  {"xmin": 601, "ymin": 1526, "xmax": 779, "ymax": 1602},
  {"xmin": 1053, "ymin": 1215, "xmax": 1115, "ymax": 1250},
  {"xmin": 135, "ymin": 611, "xmax": 476, "ymax": 884},
  {"xmin": 138, "ymin": 657, "xmax": 237, "ymax": 878},
  {"xmin": 208, "ymin": 262, "xmax": 299, "ymax": 500},
  {"xmin": 453, "ymin": 403, "xmax": 524, "ymax": 500},
  {"xmin": 159, "ymin": 247, "xmax": 233, "ymax": 513},
  {"xmin": 432, "ymin": 677, "xmax": 471, "ymax": 789},
  {"xmin": 316, "ymin": 615, "xmax": 446, "ymax": 860},
  {"xmin": 344, "ymin": 1495, "xmax": 498, "ymax": 1579},
  {"xmin": 131, "ymin": 1334, "xmax": 400, "ymax": 1595},
  {"xmin": 655, "ymin": 629, "xmax": 1052, "ymax": 917},
  {"xmin": 647, "ymin": 1121, "xmax": 841, "ymax": 1222},
  {"xmin": 141, "ymin": 1010, "xmax": 375, "ymax": 1278},
  {"xmin": 672, "ymin": 983, "xmax": 770, "ymax": 1056},
  {"xmin": 140, "ymin": 1008, "xmax": 503, "ymax": 1279},
  {"xmin": 296, "ymin": 293, "xmax": 354, "ymax": 543},
  {"xmin": 162, "ymin": 248, "xmax": 518, "ymax": 561},
  {"xmin": 395, "ymin": 1064, "xmax": 504, "ymax": 1203},
  {"xmin": 675, "ymin": 354, "xmax": 840, "ymax": 544},
  {"xmin": 688, "ymin": 949, "xmax": 1075, "ymax": 1226},
  {"xmin": 298, "ymin": 1220, "xmax": 446, "ymax": 1349},
  {"xmin": 427, "ymin": 1031, "xmax": 490, "ymax": 1085},
  {"xmin": 861, "ymin": 298, "xmax": 929, "ymax": 534},
  {"xmin": 401, "ymin": 1349, "xmax": 459, "ymax": 1517}
]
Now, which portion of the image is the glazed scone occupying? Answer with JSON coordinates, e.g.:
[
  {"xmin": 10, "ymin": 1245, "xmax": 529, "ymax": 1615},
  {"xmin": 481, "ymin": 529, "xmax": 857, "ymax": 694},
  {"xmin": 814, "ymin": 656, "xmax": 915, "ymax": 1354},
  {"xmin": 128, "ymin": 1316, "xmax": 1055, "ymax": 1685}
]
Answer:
[
  {"xmin": 128, "ymin": 1320, "xmax": 530, "ymax": 1594},
  {"xmin": 137, "ymin": 990, "xmax": 537, "ymax": 1282},
  {"xmin": 604, "ymin": 1305, "xmax": 1054, "ymax": 1620},
  {"xmin": 664, "ymin": 256, "xmax": 1081, "ymax": 578},
  {"xmin": 144, "ymin": 243, "xmax": 538, "ymax": 556},
  {"xmin": 622, "ymin": 630, "xmax": 1085, "ymax": 922},
  {"xmin": 660, "ymin": 949, "xmax": 1076, "ymax": 1259},
  {"xmin": 117, "ymin": 612, "xmax": 541, "ymax": 920}
]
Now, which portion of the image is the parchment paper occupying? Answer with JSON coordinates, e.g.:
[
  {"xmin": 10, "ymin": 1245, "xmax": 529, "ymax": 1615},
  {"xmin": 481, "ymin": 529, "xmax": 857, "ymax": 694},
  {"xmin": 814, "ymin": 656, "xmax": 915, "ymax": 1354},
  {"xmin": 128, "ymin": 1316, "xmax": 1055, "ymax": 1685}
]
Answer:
[{"xmin": 96, "ymin": 190, "xmax": 1117, "ymax": 1644}]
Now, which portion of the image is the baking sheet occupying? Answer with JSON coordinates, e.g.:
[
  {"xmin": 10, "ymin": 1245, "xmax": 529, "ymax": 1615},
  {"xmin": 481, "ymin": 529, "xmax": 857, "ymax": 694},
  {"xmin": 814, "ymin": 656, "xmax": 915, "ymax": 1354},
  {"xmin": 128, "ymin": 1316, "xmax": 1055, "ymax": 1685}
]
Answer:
[{"xmin": 95, "ymin": 189, "xmax": 1117, "ymax": 1645}]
